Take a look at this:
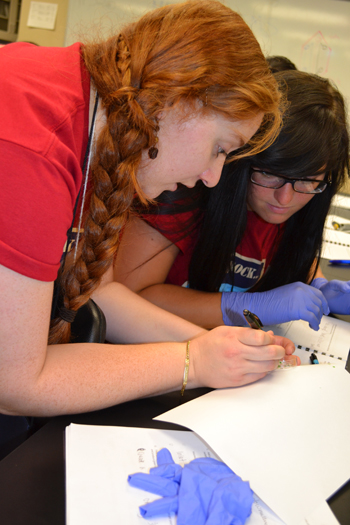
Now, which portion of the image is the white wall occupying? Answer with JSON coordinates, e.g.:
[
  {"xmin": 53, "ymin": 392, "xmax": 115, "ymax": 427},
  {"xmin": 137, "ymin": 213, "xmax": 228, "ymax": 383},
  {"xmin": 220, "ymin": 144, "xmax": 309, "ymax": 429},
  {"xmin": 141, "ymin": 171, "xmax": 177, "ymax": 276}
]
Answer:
[
  {"xmin": 65, "ymin": 0, "xmax": 350, "ymax": 111},
  {"xmin": 65, "ymin": 0, "xmax": 350, "ymax": 192}
]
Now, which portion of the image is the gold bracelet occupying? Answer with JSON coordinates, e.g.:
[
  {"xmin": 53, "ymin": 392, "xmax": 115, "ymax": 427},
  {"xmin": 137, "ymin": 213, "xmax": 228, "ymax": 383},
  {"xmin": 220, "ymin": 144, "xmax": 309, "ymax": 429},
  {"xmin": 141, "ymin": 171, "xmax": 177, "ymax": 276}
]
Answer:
[{"xmin": 180, "ymin": 340, "xmax": 190, "ymax": 396}]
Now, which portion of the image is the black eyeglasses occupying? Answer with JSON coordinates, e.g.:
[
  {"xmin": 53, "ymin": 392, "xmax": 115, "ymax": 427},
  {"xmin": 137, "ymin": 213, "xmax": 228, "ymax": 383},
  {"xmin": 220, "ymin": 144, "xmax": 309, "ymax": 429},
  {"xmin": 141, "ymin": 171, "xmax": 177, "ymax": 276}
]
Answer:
[{"xmin": 250, "ymin": 168, "xmax": 329, "ymax": 194}]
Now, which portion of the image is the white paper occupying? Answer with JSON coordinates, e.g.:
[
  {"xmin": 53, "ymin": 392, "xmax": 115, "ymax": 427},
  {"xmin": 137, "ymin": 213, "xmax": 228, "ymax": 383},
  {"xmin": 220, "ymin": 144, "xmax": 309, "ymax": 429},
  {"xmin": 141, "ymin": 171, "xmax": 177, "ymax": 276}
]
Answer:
[
  {"xmin": 264, "ymin": 315, "xmax": 350, "ymax": 367},
  {"xmin": 65, "ymin": 424, "xmax": 304, "ymax": 525},
  {"xmin": 332, "ymin": 194, "xmax": 350, "ymax": 210},
  {"xmin": 322, "ymin": 215, "xmax": 350, "ymax": 259},
  {"xmin": 322, "ymin": 231, "xmax": 350, "ymax": 260},
  {"xmin": 66, "ymin": 425, "xmax": 217, "ymax": 525},
  {"xmin": 155, "ymin": 366, "xmax": 350, "ymax": 525},
  {"xmin": 27, "ymin": 1, "xmax": 58, "ymax": 30},
  {"xmin": 302, "ymin": 500, "xmax": 340, "ymax": 525}
]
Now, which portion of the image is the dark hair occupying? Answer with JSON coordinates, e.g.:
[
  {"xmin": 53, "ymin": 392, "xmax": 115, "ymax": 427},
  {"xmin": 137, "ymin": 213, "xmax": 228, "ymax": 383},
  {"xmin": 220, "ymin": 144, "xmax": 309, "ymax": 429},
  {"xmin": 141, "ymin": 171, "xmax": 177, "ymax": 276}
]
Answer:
[
  {"xmin": 188, "ymin": 70, "xmax": 349, "ymax": 292},
  {"xmin": 266, "ymin": 55, "xmax": 297, "ymax": 74}
]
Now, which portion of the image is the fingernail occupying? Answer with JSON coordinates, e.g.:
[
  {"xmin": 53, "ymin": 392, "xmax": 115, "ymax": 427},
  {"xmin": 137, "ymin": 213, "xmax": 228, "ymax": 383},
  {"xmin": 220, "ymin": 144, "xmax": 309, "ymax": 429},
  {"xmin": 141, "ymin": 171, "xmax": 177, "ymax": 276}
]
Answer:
[{"xmin": 276, "ymin": 355, "xmax": 298, "ymax": 370}]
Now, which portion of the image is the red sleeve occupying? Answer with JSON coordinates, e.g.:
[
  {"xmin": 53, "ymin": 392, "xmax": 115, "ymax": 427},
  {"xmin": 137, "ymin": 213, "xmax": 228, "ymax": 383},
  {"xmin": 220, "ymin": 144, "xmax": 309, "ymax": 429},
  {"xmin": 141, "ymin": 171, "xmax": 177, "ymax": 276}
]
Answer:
[
  {"xmin": 0, "ymin": 142, "xmax": 81, "ymax": 281},
  {"xmin": 0, "ymin": 43, "xmax": 89, "ymax": 282},
  {"xmin": 141, "ymin": 205, "xmax": 201, "ymax": 255},
  {"xmin": 140, "ymin": 204, "xmax": 202, "ymax": 287}
]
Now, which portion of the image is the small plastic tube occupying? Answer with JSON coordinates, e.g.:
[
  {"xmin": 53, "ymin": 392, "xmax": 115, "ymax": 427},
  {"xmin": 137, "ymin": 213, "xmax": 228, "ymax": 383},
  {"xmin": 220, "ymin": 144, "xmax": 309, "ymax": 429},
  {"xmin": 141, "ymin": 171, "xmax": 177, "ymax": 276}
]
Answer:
[{"xmin": 276, "ymin": 355, "xmax": 298, "ymax": 370}]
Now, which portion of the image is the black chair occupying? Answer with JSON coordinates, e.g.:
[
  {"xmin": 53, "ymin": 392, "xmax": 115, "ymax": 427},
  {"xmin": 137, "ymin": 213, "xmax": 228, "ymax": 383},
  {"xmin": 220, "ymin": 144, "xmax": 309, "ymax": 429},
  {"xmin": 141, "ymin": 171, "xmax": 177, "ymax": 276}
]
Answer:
[{"xmin": 70, "ymin": 298, "xmax": 107, "ymax": 343}]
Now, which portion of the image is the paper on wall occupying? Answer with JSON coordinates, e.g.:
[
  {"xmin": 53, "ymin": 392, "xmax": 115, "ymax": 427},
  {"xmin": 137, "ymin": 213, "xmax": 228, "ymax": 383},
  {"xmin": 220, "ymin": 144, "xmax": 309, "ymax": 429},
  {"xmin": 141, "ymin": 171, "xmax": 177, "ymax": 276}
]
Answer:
[{"xmin": 27, "ymin": 2, "xmax": 58, "ymax": 30}]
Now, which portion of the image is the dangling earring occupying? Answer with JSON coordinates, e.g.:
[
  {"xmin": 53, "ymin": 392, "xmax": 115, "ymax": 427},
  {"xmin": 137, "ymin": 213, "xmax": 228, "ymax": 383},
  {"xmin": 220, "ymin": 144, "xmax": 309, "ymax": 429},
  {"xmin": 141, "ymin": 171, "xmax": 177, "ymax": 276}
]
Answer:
[
  {"xmin": 148, "ymin": 137, "xmax": 158, "ymax": 159},
  {"xmin": 148, "ymin": 122, "xmax": 159, "ymax": 159}
]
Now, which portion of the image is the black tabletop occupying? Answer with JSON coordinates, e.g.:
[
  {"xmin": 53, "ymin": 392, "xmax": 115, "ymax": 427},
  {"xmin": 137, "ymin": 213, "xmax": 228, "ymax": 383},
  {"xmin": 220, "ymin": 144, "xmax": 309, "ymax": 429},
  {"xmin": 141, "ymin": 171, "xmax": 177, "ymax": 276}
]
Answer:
[
  {"xmin": 0, "ymin": 386, "xmax": 349, "ymax": 525},
  {"xmin": 1, "ymin": 253, "xmax": 350, "ymax": 524}
]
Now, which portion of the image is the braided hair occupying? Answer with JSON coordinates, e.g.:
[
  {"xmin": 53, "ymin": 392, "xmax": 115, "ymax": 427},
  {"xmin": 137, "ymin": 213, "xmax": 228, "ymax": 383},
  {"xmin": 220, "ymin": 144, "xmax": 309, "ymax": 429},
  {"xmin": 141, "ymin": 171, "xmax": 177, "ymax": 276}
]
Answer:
[{"xmin": 49, "ymin": 0, "xmax": 283, "ymax": 343}]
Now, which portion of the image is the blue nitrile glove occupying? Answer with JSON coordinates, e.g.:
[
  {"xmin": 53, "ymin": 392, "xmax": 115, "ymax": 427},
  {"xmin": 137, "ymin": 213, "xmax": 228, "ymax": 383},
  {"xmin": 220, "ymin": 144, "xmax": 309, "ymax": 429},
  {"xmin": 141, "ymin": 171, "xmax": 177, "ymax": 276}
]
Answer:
[
  {"xmin": 177, "ymin": 457, "xmax": 253, "ymax": 525},
  {"xmin": 127, "ymin": 448, "xmax": 254, "ymax": 524},
  {"xmin": 221, "ymin": 282, "xmax": 330, "ymax": 331},
  {"xmin": 311, "ymin": 278, "xmax": 350, "ymax": 314},
  {"xmin": 128, "ymin": 448, "xmax": 182, "ymax": 502}
]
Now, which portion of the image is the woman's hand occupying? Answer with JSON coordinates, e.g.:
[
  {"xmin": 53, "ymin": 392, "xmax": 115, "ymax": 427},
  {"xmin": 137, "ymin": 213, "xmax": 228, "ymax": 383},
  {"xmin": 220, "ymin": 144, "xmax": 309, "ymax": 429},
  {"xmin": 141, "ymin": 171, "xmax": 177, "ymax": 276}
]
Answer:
[
  {"xmin": 221, "ymin": 282, "xmax": 330, "ymax": 331},
  {"xmin": 188, "ymin": 325, "xmax": 296, "ymax": 389},
  {"xmin": 311, "ymin": 278, "xmax": 350, "ymax": 314}
]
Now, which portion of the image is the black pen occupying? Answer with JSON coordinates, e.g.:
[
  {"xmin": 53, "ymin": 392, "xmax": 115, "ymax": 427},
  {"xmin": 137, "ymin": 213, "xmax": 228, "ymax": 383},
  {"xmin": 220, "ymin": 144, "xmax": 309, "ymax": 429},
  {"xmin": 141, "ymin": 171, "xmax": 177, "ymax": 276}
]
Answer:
[
  {"xmin": 243, "ymin": 309, "xmax": 263, "ymax": 330},
  {"xmin": 243, "ymin": 309, "xmax": 298, "ymax": 369},
  {"xmin": 310, "ymin": 353, "xmax": 319, "ymax": 364}
]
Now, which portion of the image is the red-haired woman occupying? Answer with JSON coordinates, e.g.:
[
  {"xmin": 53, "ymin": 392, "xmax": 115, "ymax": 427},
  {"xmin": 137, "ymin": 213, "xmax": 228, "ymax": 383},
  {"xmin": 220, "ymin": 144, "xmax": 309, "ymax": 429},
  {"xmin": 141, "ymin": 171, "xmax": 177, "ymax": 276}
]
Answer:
[{"xmin": 0, "ymin": 1, "xmax": 293, "ymax": 431}]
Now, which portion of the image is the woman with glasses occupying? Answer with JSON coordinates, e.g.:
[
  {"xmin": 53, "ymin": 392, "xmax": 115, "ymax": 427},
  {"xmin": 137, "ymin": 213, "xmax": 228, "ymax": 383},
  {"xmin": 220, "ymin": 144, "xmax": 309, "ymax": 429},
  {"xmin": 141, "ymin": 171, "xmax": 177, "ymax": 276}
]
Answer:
[
  {"xmin": 114, "ymin": 70, "xmax": 350, "ymax": 330},
  {"xmin": 250, "ymin": 169, "xmax": 328, "ymax": 195}
]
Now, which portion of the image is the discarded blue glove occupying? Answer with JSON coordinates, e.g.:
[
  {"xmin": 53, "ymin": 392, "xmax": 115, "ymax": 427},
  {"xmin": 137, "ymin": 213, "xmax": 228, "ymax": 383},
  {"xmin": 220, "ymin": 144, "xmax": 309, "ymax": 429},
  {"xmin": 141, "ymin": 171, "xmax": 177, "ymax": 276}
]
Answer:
[
  {"xmin": 127, "ymin": 448, "xmax": 182, "ymax": 501},
  {"xmin": 176, "ymin": 457, "xmax": 254, "ymax": 525},
  {"xmin": 221, "ymin": 282, "xmax": 330, "ymax": 331},
  {"xmin": 311, "ymin": 278, "xmax": 350, "ymax": 314},
  {"xmin": 128, "ymin": 448, "xmax": 254, "ymax": 524}
]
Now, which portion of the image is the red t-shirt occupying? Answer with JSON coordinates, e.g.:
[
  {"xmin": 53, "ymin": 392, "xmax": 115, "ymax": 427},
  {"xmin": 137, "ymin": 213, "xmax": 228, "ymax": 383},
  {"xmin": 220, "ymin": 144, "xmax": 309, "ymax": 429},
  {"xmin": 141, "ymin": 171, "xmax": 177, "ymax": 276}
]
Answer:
[
  {"xmin": 220, "ymin": 211, "xmax": 283, "ymax": 291},
  {"xmin": 142, "ymin": 204, "xmax": 201, "ymax": 284},
  {"xmin": 0, "ymin": 42, "xmax": 90, "ymax": 281},
  {"xmin": 144, "ymin": 209, "xmax": 282, "ymax": 291}
]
